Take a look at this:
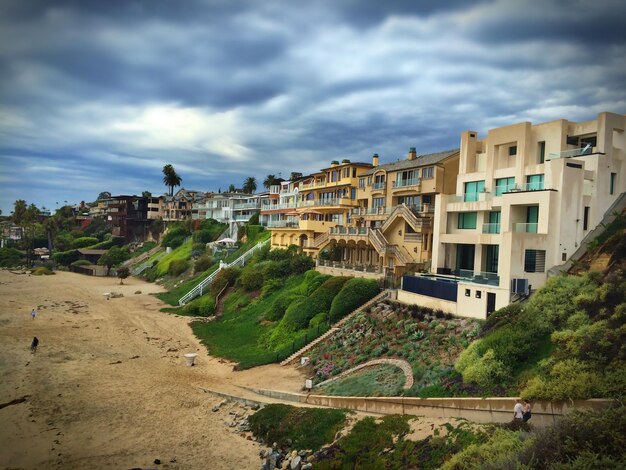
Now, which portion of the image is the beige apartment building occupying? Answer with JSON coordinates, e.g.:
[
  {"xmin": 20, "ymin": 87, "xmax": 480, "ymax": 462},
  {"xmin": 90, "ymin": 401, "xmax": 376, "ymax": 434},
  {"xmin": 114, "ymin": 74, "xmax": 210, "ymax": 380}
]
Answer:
[
  {"xmin": 316, "ymin": 149, "xmax": 459, "ymax": 281},
  {"xmin": 399, "ymin": 112, "xmax": 626, "ymax": 319}
]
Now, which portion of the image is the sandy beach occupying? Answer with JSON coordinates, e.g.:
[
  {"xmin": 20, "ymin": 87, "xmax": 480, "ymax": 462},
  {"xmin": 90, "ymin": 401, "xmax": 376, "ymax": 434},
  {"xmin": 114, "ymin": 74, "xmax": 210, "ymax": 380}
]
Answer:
[{"xmin": 0, "ymin": 270, "xmax": 305, "ymax": 469}]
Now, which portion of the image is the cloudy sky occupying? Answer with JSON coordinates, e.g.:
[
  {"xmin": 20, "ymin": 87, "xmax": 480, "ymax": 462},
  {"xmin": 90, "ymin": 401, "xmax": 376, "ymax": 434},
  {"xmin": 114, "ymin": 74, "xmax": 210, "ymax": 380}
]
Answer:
[{"xmin": 1, "ymin": 0, "xmax": 625, "ymax": 214}]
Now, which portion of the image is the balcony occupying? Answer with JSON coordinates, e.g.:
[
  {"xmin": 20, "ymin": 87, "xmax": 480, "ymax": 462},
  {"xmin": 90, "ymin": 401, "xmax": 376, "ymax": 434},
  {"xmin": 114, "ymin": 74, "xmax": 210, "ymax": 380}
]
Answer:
[
  {"xmin": 329, "ymin": 226, "xmax": 368, "ymax": 236},
  {"xmin": 547, "ymin": 146, "xmax": 596, "ymax": 161},
  {"xmin": 404, "ymin": 233, "xmax": 422, "ymax": 243},
  {"xmin": 232, "ymin": 202, "xmax": 261, "ymax": 210},
  {"xmin": 392, "ymin": 178, "xmax": 420, "ymax": 189},
  {"xmin": 300, "ymin": 180, "xmax": 328, "ymax": 190},
  {"xmin": 513, "ymin": 223, "xmax": 538, "ymax": 233},
  {"xmin": 317, "ymin": 259, "xmax": 383, "ymax": 275},
  {"xmin": 448, "ymin": 192, "xmax": 493, "ymax": 203},
  {"xmin": 299, "ymin": 198, "xmax": 358, "ymax": 208},
  {"xmin": 482, "ymin": 223, "xmax": 501, "ymax": 234},
  {"xmin": 372, "ymin": 181, "xmax": 386, "ymax": 191},
  {"xmin": 458, "ymin": 269, "xmax": 500, "ymax": 286},
  {"xmin": 267, "ymin": 220, "xmax": 299, "ymax": 228}
]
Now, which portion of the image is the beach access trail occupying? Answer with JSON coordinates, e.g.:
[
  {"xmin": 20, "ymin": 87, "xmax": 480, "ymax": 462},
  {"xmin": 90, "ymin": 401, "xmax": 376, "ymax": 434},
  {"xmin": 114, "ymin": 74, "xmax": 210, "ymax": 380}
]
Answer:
[{"xmin": 0, "ymin": 270, "xmax": 305, "ymax": 469}]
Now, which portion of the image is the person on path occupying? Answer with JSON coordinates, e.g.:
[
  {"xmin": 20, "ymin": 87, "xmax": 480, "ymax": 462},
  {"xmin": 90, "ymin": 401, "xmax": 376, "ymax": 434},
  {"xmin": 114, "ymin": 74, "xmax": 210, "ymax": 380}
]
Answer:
[
  {"xmin": 513, "ymin": 399, "xmax": 524, "ymax": 420},
  {"xmin": 30, "ymin": 336, "xmax": 39, "ymax": 353},
  {"xmin": 31, "ymin": 309, "xmax": 36, "ymax": 319},
  {"xmin": 523, "ymin": 400, "xmax": 532, "ymax": 422}
]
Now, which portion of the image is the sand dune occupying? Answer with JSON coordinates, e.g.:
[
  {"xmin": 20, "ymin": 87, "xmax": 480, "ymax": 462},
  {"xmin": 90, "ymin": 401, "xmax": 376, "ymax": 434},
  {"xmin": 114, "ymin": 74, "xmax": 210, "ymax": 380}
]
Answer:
[{"xmin": 0, "ymin": 270, "xmax": 305, "ymax": 469}]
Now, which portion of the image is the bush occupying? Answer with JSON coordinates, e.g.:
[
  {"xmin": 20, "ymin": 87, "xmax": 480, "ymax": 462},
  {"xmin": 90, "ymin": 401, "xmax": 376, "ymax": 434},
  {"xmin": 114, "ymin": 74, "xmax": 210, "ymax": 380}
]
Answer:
[
  {"xmin": 281, "ymin": 277, "xmax": 349, "ymax": 331},
  {"xmin": 194, "ymin": 255, "xmax": 213, "ymax": 273},
  {"xmin": 461, "ymin": 349, "xmax": 509, "ymax": 389},
  {"xmin": 262, "ymin": 260, "xmax": 292, "ymax": 280},
  {"xmin": 32, "ymin": 266, "xmax": 55, "ymax": 275},
  {"xmin": 522, "ymin": 359, "xmax": 604, "ymax": 400},
  {"xmin": 265, "ymin": 291, "xmax": 304, "ymax": 321},
  {"xmin": 240, "ymin": 267, "xmax": 264, "ymax": 291},
  {"xmin": 162, "ymin": 226, "xmax": 190, "ymax": 248},
  {"xmin": 210, "ymin": 267, "xmax": 241, "ymax": 296},
  {"xmin": 70, "ymin": 236, "xmax": 99, "ymax": 249},
  {"xmin": 289, "ymin": 253, "xmax": 315, "ymax": 274},
  {"xmin": 182, "ymin": 295, "xmax": 216, "ymax": 317},
  {"xmin": 246, "ymin": 224, "xmax": 263, "ymax": 240},
  {"xmin": 328, "ymin": 278, "xmax": 379, "ymax": 322},
  {"xmin": 261, "ymin": 278, "xmax": 283, "ymax": 298},
  {"xmin": 192, "ymin": 229, "xmax": 215, "ymax": 244},
  {"xmin": 168, "ymin": 259, "xmax": 189, "ymax": 276},
  {"xmin": 52, "ymin": 249, "xmax": 80, "ymax": 266},
  {"xmin": 0, "ymin": 247, "xmax": 24, "ymax": 267},
  {"xmin": 87, "ymin": 236, "xmax": 125, "ymax": 249},
  {"xmin": 71, "ymin": 259, "xmax": 92, "ymax": 267}
]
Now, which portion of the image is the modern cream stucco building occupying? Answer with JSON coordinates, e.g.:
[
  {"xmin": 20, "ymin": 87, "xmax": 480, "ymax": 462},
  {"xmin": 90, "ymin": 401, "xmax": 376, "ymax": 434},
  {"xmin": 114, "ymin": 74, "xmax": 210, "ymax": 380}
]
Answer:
[{"xmin": 399, "ymin": 111, "xmax": 626, "ymax": 319}]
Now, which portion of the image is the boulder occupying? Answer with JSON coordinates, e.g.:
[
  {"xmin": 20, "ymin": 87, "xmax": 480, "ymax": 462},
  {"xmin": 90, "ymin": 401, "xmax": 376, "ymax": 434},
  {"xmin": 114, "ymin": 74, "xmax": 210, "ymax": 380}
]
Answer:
[{"xmin": 290, "ymin": 455, "xmax": 302, "ymax": 470}]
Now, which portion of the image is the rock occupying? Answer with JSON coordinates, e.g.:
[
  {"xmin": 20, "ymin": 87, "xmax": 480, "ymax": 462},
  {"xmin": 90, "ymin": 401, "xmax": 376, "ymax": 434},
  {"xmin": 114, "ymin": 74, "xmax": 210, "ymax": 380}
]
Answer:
[
  {"xmin": 290, "ymin": 456, "xmax": 302, "ymax": 470},
  {"xmin": 154, "ymin": 458, "xmax": 161, "ymax": 465},
  {"xmin": 301, "ymin": 464, "xmax": 312, "ymax": 470},
  {"xmin": 250, "ymin": 403, "xmax": 261, "ymax": 410},
  {"xmin": 135, "ymin": 290, "xmax": 142, "ymax": 294},
  {"xmin": 212, "ymin": 405, "xmax": 220, "ymax": 412},
  {"xmin": 272, "ymin": 442, "xmax": 278, "ymax": 449},
  {"xmin": 298, "ymin": 450, "xmax": 309, "ymax": 457}
]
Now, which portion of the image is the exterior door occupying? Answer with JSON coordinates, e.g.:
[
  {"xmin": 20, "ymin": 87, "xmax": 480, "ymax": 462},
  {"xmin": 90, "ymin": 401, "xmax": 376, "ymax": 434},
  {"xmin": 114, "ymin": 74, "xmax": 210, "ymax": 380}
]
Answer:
[{"xmin": 487, "ymin": 292, "xmax": 496, "ymax": 316}]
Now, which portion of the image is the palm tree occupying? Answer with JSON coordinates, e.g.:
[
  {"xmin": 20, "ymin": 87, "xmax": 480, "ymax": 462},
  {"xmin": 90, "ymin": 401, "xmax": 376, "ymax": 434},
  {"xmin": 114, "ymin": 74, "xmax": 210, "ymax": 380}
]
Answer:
[
  {"xmin": 242, "ymin": 177, "xmax": 257, "ymax": 194},
  {"xmin": 162, "ymin": 164, "xmax": 182, "ymax": 196},
  {"xmin": 263, "ymin": 174, "xmax": 278, "ymax": 190}
]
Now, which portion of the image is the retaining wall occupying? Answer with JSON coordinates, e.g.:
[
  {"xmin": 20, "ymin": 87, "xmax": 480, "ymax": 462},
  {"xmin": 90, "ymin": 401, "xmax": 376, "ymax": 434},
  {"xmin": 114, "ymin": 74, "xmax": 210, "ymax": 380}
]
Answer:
[{"xmin": 245, "ymin": 387, "xmax": 611, "ymax": 427}]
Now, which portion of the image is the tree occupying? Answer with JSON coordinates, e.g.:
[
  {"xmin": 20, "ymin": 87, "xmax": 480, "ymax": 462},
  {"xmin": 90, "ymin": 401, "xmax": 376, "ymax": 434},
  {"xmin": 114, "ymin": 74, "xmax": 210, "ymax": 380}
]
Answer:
[
  {"xmin": 117, "ymin": 266, "xmax": 130, "ymax": 284},
  {"xmin": 243, "ymin": 177, "xmax": 257, "ymax": 194},
  {"xmin": 12, "ymin": 199, "xmax": 27, "ymax": 225},
  {"xmin": 142, "ymin": 191, "xmax": 152, "ymax": 198},
  {"xmin": 228, "ymin": 184, "xmax": 236, "ymax": 193},
  {"xmin": 97, "ymin": 246, "xmax": 130, "ymax": 276},
  {"xmin": 289, "ymin": 172, "xmax": 303, "ymax": 181},
  {"xmin": 97, "ymin": 191, "xmax": 111, "ymax": 201},
  {"xmin": 263, "ymin": 174, "xmax": 278, "ymax": 189},
  {"xmin": 162, "ymin": 164, "xmax": 182, "ymax": 196}
]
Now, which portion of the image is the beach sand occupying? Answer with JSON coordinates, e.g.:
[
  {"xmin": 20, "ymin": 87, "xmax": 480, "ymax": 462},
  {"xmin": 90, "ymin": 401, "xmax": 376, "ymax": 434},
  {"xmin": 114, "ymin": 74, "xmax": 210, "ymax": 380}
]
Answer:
[{"xmin": 0, "ymin": 270, "xmax": 305, "ymax": 469}]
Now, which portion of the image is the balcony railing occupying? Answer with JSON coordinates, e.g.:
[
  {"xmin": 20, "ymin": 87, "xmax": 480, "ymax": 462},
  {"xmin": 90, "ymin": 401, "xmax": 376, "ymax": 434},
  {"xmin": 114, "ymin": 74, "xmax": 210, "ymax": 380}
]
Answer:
[
  {"xmin": 494, "ymin": 184, "xmax": 516, "ymax": 196},
  {"xmin": 392, "ymin": 177, "xmax": 420, "ymax": 189},
  {"xmin": 482, "ymin": 223, "xmax": 501, "ymax": 234},
  {"xmin": 458, "ymin": 269, "xmax": 500, "ymax": 286},
  {"xmin": 317, "ymin": 259, "xmax": 383, "ymax": 274},
  {"xmin": 267, "ymin": 220, "xmax": 299, "ymax": 228},
  {"xmin": 329, "ymin": 226, "xmax": 368, "ymax": 236},
  {"xmin": 448, "ymin": 192, "xmax": 493, "ymax": 203},
  {"xmin": 300, "ymin": 198, "xmax": 355, "ymax": 207},
  {"xmin": 523, "ymin": 181, "xmax": 545, "ymax": 191},
  {"xmin": 513, "ymin": 223, "xmax": 538, "ymax": 233},
  {"xmin": 372, "ymin": 182, "xmax": 386, "ymax": 190},
  {"xmin": 547, "ymin": 146, "xmax": 595, "ymax": 161},
  {"xmin": 232, "ymin": 202, "xmax": 261, "ymax": 210}
]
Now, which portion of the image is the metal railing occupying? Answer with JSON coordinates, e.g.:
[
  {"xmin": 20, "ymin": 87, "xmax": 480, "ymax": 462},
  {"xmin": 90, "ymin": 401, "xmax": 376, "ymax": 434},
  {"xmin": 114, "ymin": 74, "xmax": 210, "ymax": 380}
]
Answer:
[
  {"xmin": 372, "ymin": 182, "xmax": 386, "ymax": 190},
  {"xmin": 329, "ymin": 226, "xmax": 368, "ymax": 236},
  {"xmin": 178, "ymin": 239, "xmax": 270, "ymax": 305},
  {"xmin": 267, "ymin": 220, "xmax": 299, "ymax": 228},
  {"xmin": 232, "ymin": 202, "xmax": 261, "ymax": 210},
  {"xmin": 392, "ymin": 177, "xmax": 420, "ymax": 188},
  {"xmin": 448, "ymin": 192, "xmax": 493, "ymax": 203},
  {"xmin": 316, "ymin": 259, "xmax": 383, "ymax": 273},
  {"xmin": 457, "ymin": 269, "xmax": 500, "ymax": 286}
]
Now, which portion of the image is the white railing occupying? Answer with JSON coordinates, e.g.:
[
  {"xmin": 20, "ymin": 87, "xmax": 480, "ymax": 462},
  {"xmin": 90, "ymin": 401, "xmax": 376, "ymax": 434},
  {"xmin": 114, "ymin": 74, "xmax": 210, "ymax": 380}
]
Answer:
[
  {"xmin": 267, "ymin": 220, "xmax": 299, "ymax": 228},
  {"xmin": 178, "ymin": 239, "xmax": 270, "ymax": 305}
]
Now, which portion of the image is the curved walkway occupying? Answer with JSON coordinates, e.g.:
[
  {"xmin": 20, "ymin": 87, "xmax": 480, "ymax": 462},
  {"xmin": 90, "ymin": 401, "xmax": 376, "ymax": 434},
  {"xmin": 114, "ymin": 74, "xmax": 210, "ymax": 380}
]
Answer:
[{"xmin": 315, "ymin": 358, "xmax": 414, "ymax": 390}]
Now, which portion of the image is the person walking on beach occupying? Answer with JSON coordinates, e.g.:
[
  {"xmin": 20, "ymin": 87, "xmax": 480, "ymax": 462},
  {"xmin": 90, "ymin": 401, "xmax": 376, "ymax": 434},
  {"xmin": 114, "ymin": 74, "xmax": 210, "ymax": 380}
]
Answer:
[
  {"xmin": 30, "ymin": 336, "xmax": 39, "ymax": 353},
  {"xmin": 31, "ymin": 308, "xmax": 36, "ymax": 319},
  {"xmin": 513, "ymin": 399, "xmax": 524, "ymax": 420}
]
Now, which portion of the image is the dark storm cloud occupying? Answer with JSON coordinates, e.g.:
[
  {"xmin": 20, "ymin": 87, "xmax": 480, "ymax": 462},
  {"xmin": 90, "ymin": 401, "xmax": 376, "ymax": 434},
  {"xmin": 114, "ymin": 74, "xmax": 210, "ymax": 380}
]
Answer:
[{"xmin": 1, "ymin": 0, "xmax": 625, "ymax": 213}]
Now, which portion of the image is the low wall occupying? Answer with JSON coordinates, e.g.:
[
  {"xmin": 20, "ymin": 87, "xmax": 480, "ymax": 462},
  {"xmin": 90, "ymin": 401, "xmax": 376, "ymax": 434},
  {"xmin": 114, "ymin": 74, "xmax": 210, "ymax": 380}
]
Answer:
[
  {"xmin": 316, "ymin": 265, "xmax": 382, "ymax": 279},
  {"xmin": 245, "ymin": 387, "xmax": 611, "ymax": 427},
  {"xmin": 397, "ymin": 290, "xmax": 457, "ymax": 315}
]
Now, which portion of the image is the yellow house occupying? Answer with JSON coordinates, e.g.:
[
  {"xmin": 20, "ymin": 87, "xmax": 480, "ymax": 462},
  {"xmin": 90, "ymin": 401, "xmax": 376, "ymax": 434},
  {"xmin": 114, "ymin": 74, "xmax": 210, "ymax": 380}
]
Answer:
[
  {"xmin": 315, "ymin": 149, "xmax": 459, "ymax": 282},
  {"xmin": 270, "ymin": 159, "xmax": 373, "ymax": 253}
]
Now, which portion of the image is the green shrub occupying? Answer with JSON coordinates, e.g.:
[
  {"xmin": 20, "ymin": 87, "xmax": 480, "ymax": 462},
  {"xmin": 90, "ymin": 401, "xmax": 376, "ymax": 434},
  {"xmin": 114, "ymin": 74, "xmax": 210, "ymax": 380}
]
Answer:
[
  {"xmin": 248, "ymin": 404, "xmax": 347, "ymax": 451},
  {"xmin": 260, "ymin": 278, "xmax": 283, "ymax": 298},
  {"xmin": 194, "ymin": 255, "xmax": 213, "ymax": 273},
  {"xmin": 461, "ymin": 349, "xmax": 509, "ymax": 389},
  {"xmin": 240, "ymin": 267, "xmax": 264, "ymax": 291},
  {"xmin": 522, "ymin": 359, "xmax": 604, "ymax": 400},
  {"xmin": 32, "ymin": 266, "xmax": 55, "ymax": 275},
  {"xmin": 265, "ymin": 291, "xmax": 304, "ymax": 321},
  {"xmin": 182, "ymin": 295, "xmax": 216, "ymax": 317},
  {"xmin": 281, "ymin": 277, "xmax": 349, "ymax": 331},
  {"xmin": 192, "ymin": 229, "xmax": 215, "ymax": 244},
  {"xmin": 210, "ymin": 267, "xmax": 241, "ymax": 296},
  {"xmin": 192, "ymin": 242, "xmax": 206, "ymax": 252},
  {"xmin": 87, "ymin": 236, "xmax": 125, "ymax": 249},
  {"xmin": 70, "ymin": 236, "xmax": 99, "ymax": 249},
  {"xmin": 162, "ymin": 226, "xmax": 190, "ymax": 248},
  {"xmin": 289, "ymin": 254, "xmax": 315, "ymax": 274},
  {"xmin": 71, "ymin": 259, "xmax": 92, "ymax": 267},
  {"xmin": 52, "ymin": 249, "xmax": 80, "ymax": 266},
  {"xmin": 168, "ymin": 259, "xmax": 189, "ymax": 276},
  {"xmin": 328, "ymin": 277, "xmax": 379, "ymax": 322},
  {"xmin": 262, "ymin": 260, "xmax": 292, "ymax": 279},
  {"xmin": 302, "ymin": 271, "xmax": 331, "ymax": 295},
  {"xmin": 0, "ymin": 247, "xmax": 24, "ymax": 267},
  {"xmin": 309, "ymin": 312, "xmax": 327, "ymax": 327},
  {"xmin": 246, "ymin": 224, "xmax": 263, "ymax": 240}
]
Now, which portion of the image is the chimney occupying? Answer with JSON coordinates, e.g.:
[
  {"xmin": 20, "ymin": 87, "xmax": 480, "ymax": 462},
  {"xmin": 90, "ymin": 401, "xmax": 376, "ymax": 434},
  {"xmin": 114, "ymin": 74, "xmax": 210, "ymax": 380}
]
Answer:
[
  {"xmin": 407, "ymin": 147, "xmax": 417, "ymax": 160},
  {"xmin": 330, "ymin": 160, "xmax": 339, "ymax": 167},
  {"xmin": 372, "ymin": 154, "xmax": 379, "ymax": 167}
]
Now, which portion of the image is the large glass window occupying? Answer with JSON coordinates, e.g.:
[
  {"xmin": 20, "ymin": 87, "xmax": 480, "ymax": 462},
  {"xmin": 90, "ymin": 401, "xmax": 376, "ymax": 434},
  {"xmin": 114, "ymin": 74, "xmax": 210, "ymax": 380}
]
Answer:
[
  {"xmin": 456, "ymin": 244, "xmax": 475, "ymax": 271},
  {"xmin": 526, "ymin": 206, "xmax": 539, "ymax": 233},
  {"xmin": 495, "ymin": 177, "xmax": 515, "ymax": 196},
  {"xmin": 484, "ymin": 211, "xmax": 501, "ymax": 233},
  {"xmin": 458, "ymin": 212, "xmax": 477, "ymax": 229},
  {"xmin": 526, "ymin": 174, "xmax": 544, "ymax": 191},
  {"xmin": 485, "ymin": 245, "xmax": 499, "ymax": 273},
  {"xmin": 524, "ymin": 249, "xmax": 546, "ymax": 272},
  {"xmin": 464, "ymin": 180, "xmax": 485, "ymax": 202},
  {"xmin": 372, "ymin": 197, "xmax": 385, "ymax": 208},
  {"xmin": 421, "ymin": 167, "xmax": 434, "ymax": 179}
]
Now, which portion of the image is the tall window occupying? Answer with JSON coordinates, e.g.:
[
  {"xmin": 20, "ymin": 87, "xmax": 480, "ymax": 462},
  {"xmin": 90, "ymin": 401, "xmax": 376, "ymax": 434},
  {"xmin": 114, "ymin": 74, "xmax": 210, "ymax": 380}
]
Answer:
[
  {"xmin": 485, "ymin": 245, "xmax": 499, "ymax": 273},
  {"xmin": 538, "ymin": 141, "xmax": 546, "ymax": 164},
  {"xmin": 359, "ymin": 178, "xmax": 365, "ymax": 189},
  {"xmin": 495, "ymin": 177, "xmax": 515, "ymax": 196},
  {"xmin": 421, "ymin": 167, "xmax": 434, "ymax": 179},
  {"xmin": 485, "ymin": 211, "xmax": 501, "ymax": 233},
  {"xmin": 583, "ymin": 206, "xmax": 590, "ymax": 231},
  {"xmin": 526, "ymin": 206, "xmax": 539, "ymax": 233},
  {"xmin": 610, "ymin": 172, "xmax": 617, "ymax": 195},
  {"xmin": 372, "ymin": 197, "xmax": 385, "ymax": 208},
  {"xmin": 458, "ymin": 212, "xmax": 477, "ymax": 229},
  {"xmin": 331, "ymin": 170, "xmax": 338, "ymax": 182},
  {"xmin": 464, "ymin": 180, "xmax": 485, "ymax": 202},
  {"xmin": 373, "ymin": 175, "xmax": 385, "ymax": 189},
  {"xmin": 526, "ymin": 174, "xmax": 544, "ymax": 191}
]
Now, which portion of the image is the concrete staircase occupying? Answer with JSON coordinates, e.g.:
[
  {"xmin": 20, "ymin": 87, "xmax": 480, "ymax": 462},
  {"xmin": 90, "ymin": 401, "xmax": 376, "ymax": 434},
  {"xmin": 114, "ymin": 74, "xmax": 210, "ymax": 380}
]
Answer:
[{"xmin": 279, "ymin": 289, "xmax": 391, "ymax": 366}]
